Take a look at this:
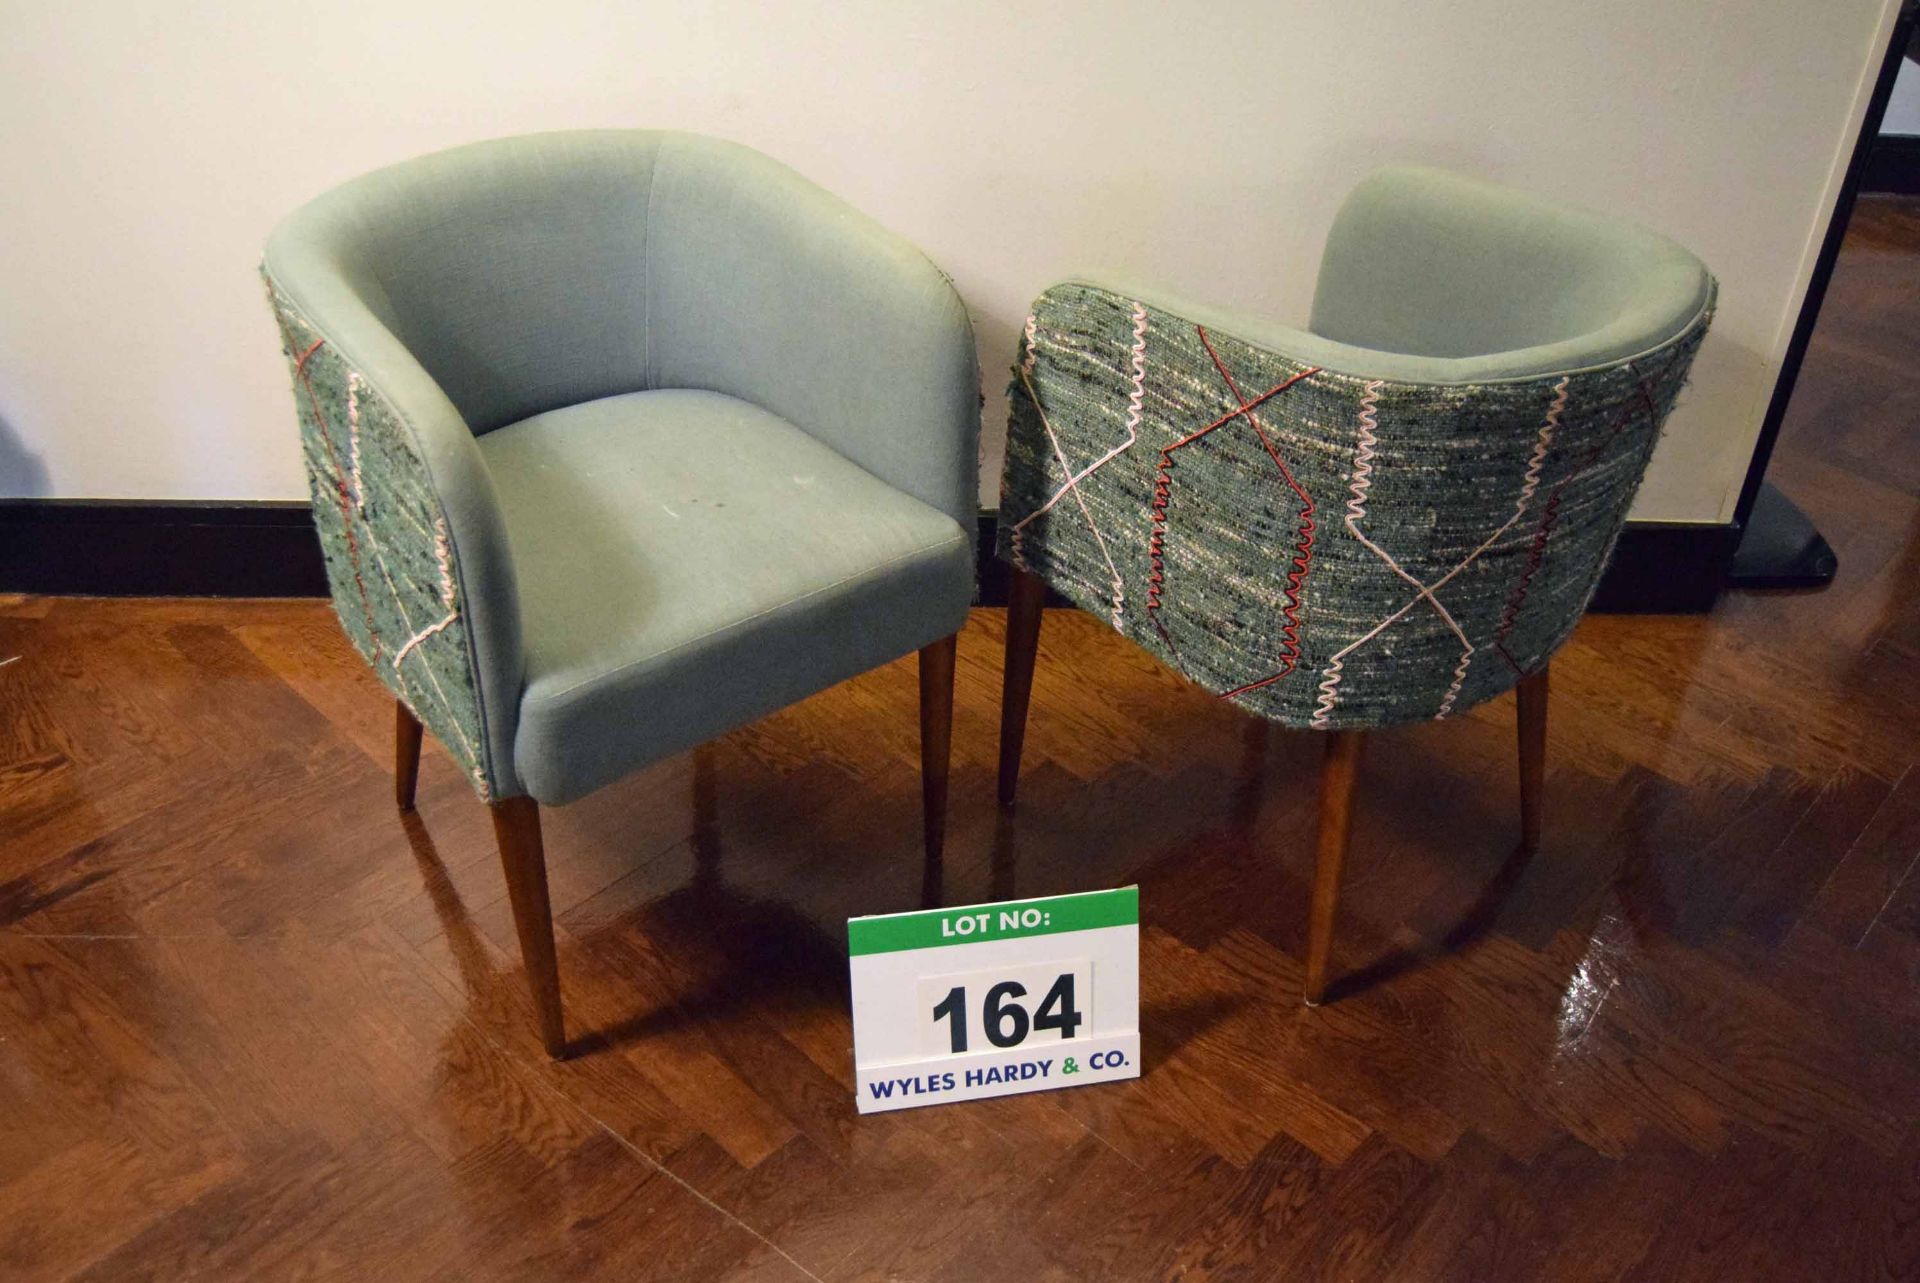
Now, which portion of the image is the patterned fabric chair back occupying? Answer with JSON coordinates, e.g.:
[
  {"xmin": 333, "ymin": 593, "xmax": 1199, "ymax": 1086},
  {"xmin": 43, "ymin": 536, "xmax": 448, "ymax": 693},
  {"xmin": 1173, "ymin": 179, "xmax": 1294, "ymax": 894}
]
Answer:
[{"xmin": 998, "ymin": 176, "xmax": 1713, "ymax": 729}]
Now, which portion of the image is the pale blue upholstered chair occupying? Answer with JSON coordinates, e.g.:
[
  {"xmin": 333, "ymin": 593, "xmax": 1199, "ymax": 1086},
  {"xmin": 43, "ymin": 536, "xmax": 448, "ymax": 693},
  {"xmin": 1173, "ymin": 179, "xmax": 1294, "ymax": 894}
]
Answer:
[
  {"xmin": 995, "ymin": 167, "xmax": 1712, "ymax": 1003},
  {"xmin": 264, "ymin": 131, "xmax": 979, "ymax": 1056}
]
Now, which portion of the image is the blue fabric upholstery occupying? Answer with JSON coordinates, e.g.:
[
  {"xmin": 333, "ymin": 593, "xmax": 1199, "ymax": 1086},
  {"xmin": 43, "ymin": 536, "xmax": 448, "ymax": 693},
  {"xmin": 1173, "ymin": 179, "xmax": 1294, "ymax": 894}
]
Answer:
[
  {"xmin": 480, "ymin": 389, "xmax": 972, "ymax": 804},
  {"xmin": 263, "ymin": 131, "xmax": 979, "ymax": 801},
  {"xmin": 1310, "ymin": 166, "xmax": 1712, "ymax": 375}
]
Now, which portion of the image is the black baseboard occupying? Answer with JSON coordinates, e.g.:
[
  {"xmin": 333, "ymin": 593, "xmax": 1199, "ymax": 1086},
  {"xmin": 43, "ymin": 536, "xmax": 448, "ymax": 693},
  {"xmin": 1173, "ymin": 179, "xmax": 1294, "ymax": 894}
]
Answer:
[
  {"xmin": 1862, "ymin": 134, "xmax": 1920, "ymax": 195},
  {"xmin": 1585, "ymin": 520, "xmax": 1741, "ymax": 614},
  {"xmin": 0, "ymin": 500, "xmax": 327, "ymax": 597},
  {"xmin": 1, "ymin": 500, "xmax": 1735, "ymax": 614}
]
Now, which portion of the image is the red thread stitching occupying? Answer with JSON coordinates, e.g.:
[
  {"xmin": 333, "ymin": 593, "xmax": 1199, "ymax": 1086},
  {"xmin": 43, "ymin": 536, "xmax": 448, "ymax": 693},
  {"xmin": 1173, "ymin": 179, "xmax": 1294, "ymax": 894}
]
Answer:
[
  {"xmin": 1146, "ymin": 360, "xmax": 1320, "ymax": 656},
  {"xmin": 1195, "ymin": 327, "xmax": 1317, "ymax": 697}
]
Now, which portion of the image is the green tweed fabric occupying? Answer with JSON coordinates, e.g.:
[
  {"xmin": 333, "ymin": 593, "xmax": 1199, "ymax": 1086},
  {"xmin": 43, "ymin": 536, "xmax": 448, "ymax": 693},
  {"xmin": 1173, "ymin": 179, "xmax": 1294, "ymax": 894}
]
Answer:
[
  {"xmin": 997, "ymin": 282, "xmax": 1713, "ymax": 729},
  {"xmin": 266, "ymin": 278, "xmax": 495, "ymax": 796}
]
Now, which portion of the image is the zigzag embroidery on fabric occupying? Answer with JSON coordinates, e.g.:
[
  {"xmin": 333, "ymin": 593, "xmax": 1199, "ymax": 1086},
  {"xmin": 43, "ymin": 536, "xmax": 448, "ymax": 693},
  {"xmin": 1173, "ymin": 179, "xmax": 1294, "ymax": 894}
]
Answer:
[
  {"xmin": 1271, "ymin": 467, "xmax": 1316, "ymax": 684},
  {"xmin": 1015, "ymin": 314, "xmax": 1127, "ymax": 628},
  {"xmin": 1149, "ymin": 338, "xmax": 1321, "ymax": 681},
  {"xmin": 1010, "ymin": 303, "xmax": 1148, "ymax": 628},
  {"xmin": 1495, "ymin": 372, "xmax": 1649, "ymax": 672},
  {"xmin": 1307, "ymin": 375, "xmax": 1477, "ymax": 720},
  {"xmin": 1314, "ymin": 376, "xmax": 1566, "ymax": 718},
  {"xmin": 1436, "ymin": 376, "xmax": 1579, "ymax": 714},
  {"xmin": 434, "ymin": 516, "xmax": 457, "ymax": 607},
  {"xmin": 347, "ymin": 371, "xmax": 365, "ymax": 510},
  {"xmin": 392, "ymin": 612, "xmax": 458, "ymax": 668},
  {"xmin": 1468, "ymin": 374, "xmax": 1567, "ymax": 686},
  {"xmin": 1126, "ymin": 302, "xmax": 1149, "ymax": 434},
  {"xmin": 1313, "ymin": 379, "xmax": 1384, "ymax": 726},
  {"xmin": 368, "ymin": 531, "xmax": 477, "ymax": 774},
  {"xmin": 1436, "ymin": 651, "xmax": 1472, "ymax": 719},
  {"xmin": 1345, "ymin": 381, "xmax": 1381, "ymax": 524},
  {"xmin": 394, "ymin": 516, "xmax": 461, "ymax": 669},
  {"xmin": 271, "ymin": 287, "xmax": 489, "ymax": 793},
  {"xmin": 1311, "ymin": 655, "xmax": 1346, "ymax": 730},
  {"xmin": 1516, "ymin": 376, "xmax": 1567, "ymax": 522},
  {"xmin": 1147, "ymin": 455, "xmax": 1172, "ymax": 611},
  {"xmin": 1197, "ymin": 327, "xmax": 1317, "ymax": 698}
]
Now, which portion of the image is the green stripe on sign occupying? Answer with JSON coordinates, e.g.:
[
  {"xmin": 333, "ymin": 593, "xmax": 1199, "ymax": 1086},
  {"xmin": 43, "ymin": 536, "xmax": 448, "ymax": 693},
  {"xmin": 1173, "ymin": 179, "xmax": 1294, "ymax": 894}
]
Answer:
[{"xmin": 848, "ymin": 887, "xmax": 1138, "ymax": 956}]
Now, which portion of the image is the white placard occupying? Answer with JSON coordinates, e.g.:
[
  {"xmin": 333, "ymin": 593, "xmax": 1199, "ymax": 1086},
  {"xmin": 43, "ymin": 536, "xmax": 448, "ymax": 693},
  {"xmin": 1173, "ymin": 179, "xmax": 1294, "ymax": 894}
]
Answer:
[{"xmin": 848, "ymin": 887, "xmax": 1140, "ymax": 1114}]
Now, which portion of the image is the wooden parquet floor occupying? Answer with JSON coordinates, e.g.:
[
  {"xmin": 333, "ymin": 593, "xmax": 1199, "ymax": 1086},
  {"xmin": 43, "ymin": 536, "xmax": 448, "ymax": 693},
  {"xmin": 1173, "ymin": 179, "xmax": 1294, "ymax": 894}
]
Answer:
[{"xmin": 5, "ymin": 200, "xmax": 1920, "ymax": 1280}]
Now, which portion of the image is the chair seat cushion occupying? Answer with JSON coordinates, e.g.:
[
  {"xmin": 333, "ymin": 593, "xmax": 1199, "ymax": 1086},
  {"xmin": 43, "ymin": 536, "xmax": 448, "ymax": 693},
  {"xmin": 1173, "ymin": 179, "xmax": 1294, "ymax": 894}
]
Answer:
[{"xmin": 478, "ymin": 389, "xmax": 973, "ymax": 804}]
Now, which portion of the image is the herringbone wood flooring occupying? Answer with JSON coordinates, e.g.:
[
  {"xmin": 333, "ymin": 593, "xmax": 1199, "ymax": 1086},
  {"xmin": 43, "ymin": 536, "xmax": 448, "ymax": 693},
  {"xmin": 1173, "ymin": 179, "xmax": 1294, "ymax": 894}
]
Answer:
[{"xmin": 4, "ymin": 200, "xmax": 1920, "ymax": 1280}]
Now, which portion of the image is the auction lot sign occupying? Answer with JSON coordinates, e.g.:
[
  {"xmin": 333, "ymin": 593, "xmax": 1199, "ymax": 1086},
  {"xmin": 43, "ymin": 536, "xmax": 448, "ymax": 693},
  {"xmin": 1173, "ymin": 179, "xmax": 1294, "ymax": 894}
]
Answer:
[{"xmin": 848, "ymin": 887, "xmax": 1140, "ymax": 1114}]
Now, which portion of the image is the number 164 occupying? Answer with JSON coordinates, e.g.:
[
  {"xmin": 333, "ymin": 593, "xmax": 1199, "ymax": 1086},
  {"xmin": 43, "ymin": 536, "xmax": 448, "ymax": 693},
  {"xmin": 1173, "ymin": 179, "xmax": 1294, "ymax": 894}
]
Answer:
[{"xmin": 929, "ymin": 973, "xmax": 1083, "ymax": 1053}]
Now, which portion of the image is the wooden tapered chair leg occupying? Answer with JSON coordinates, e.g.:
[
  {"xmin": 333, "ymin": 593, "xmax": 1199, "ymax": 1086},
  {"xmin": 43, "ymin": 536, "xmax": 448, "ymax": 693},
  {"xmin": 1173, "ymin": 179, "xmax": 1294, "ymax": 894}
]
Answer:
[
  {"xmin": 488, "ymin": 797, "xmax": 567, "ymax": 1059},
  {"xmin": 1304, "ymin": 730, "xmax": 1365, "ymax": 1006},
  {"xmin": 395, "ymin": 700, "xmax": 424, "ymax": 811},
  {"xmin": 997, "ymin": 567, "xmax": 1048, "ymax": 808},
  {"xmin": 920, "ymin": 634, "xmax": 958, "ymax": 865},
  {"xmin": 1517, "ymin": 664, "xmax": 1550, "ymax": 855}
]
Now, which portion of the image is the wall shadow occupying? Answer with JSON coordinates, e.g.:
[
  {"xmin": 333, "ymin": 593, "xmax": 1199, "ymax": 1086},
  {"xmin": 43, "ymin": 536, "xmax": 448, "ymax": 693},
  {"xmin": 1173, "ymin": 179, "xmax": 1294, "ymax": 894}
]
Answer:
[{"xmin": 0, "ymin": 412, "xmax": 51, "ymax": 497}]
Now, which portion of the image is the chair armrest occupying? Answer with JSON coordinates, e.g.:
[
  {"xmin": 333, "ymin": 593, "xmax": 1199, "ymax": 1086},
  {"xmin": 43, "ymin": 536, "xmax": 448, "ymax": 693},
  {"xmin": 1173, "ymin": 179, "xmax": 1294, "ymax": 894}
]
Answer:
[
  {"xmin": 262, "ymin": 246, "xmax": 525, "ymax": 799},
  {"xmin": 644, "ymin": 135, "xmax": 980, "ymax": 530}
]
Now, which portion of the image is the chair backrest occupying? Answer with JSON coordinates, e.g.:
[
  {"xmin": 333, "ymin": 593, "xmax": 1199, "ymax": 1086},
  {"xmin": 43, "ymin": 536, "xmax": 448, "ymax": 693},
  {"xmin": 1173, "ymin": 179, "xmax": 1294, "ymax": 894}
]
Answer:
[
  {"xmin": 997, "ymin": 169, "xmax": 1714, "ymax": 729},
  {"xmin": 267, "ymin": 132, "xmax": 977, "ymax": 526},
  {"xmin": 1311, "ymin": 165, "xmax": 1711, "ymax": 377},
  {"xmin": 269, "ymin": 133, "xmax": 663, "ymax": 435}
]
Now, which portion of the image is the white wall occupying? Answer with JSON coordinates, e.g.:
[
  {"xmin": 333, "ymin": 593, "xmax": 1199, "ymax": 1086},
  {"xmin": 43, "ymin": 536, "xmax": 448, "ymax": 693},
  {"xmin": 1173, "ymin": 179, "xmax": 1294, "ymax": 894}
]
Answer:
[{"xmin": 0, "ymin": 0, "xmax": 1900, "ymax": 523}]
